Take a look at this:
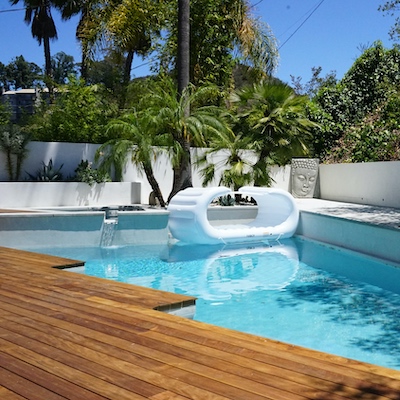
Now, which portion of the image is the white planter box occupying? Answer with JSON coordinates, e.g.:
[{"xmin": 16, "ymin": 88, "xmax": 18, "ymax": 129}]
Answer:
[{"xmin": 0, "ymin": 182, "xmax": 141, "ymax": 208}]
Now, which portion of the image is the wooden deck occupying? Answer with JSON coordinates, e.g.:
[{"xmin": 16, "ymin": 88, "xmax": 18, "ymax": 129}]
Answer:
[{"xmin": 1, "ymin": 247, "xmax": 400, "ymax": 399}]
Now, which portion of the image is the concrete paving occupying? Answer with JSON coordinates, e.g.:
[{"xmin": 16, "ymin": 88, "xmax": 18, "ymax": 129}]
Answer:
[{"xmin": 296, "ymin": 198, "xmax": 400, "ymax": 230}]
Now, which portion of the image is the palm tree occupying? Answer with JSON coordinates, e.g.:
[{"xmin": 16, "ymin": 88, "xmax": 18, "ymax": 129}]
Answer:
[
  {"xmin": 160, "ymin": 0, "xmax": 278, "ymax": 88},
  {"xmin": 141, "ymin": 78, "xmax": 231, "ymax": 202},
  {"xmin": 10, "ymin": 0, "xmax": 58, "ymax": 92},
  {"xmin": 234, "ymin": 2, "xmax": 278, "ymax": 79},
  {"xmin": 95, "ymin": 113, "xmax": 167, "ymax": 207},
  {"xmin": 231, "ymin": 81, "xmax": 318, "ymax": 186},
  {"xmin": 178, "ymin": 0, "xmax": 190, "ymax": 96},
  {"xmin": 102, "ymin": 0, "xmax": 162, "ymax": 85},
  {"xmin": 58, "ymin": 0, "xmax": 164, "ymax": 83},
  {"xmin": 196, "ymin": 130, "xmax": 257, "ymax": 191},
  {"xmin": 54, "ymin": 0, "xmax": 95, "ymax": 79}
]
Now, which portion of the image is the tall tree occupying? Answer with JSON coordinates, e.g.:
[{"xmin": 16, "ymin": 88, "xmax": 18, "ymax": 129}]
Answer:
[
  {"xmin": 51, "ymin": 51, "xmax": 77, "ymax": 84},
  {"xmin": 100, "ymin": 0, "xmax": 161, "ymax": 84},
  {"xmin": 379, "ymin": 1, "xmax": 400, "ymax": 40},
  {"xmin": 59, "ymin": 0, "xmax": 165, "ymax": 84},
  {"xmin": 159, "ymin": 0, "xmax": 278, "ymax": 88},
  {"xmin": 311, "ymin": 42, "xmax": 400, "ymax": 162},
  {"xmin": 2, "ymin": 56, "xmax": 42, "ymax": 91},
  {"xmin": 54, "ymin": 0, "xmax": 96, "ymax": 79},
  {"xmin": 10, "ymin": 0, "xmax": 58, "ymax": 94},
  {"xmin": 174, "ymin": 0, "xmax": 191, "ymax": 196},
  {"xmin": 177, "ymin": 0, "xmax": 190, "ymax": 96}
]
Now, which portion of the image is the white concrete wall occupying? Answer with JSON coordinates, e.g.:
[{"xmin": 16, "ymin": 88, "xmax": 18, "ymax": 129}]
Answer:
[
  {"xmin": 0, "ymin": 182, "xmax": 141, "ymax": 208},
  {"xmin": 319, "ymin": 162, "xmax": 400, "ymax": 208},
  {"xmin": 1, "ymin": 141, "xmax": 400, "ymax": 208},
  {"xmin": 1, "ymin": 141, "xmax": 100, "ymax": 181}
]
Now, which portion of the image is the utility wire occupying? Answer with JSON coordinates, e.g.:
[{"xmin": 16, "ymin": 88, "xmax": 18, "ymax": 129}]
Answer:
[
  {"xmin": 0, "ymin": 7, "xmax": 25, "ymax": 13},
  {"xmin": 250, "ymin": 0, "xmax": 265, "ymax": 9},
  {"xmin": 278, "ymin": 0, "xmax": 326, "ymax": 50}
]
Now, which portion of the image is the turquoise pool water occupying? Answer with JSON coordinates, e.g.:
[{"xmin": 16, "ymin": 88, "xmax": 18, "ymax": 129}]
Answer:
[{"xmin": 27, "ymin": 237, "xmax": 400, "ymax": 370}]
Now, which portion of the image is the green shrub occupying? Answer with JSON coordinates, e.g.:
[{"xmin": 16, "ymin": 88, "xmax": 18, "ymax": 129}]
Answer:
[
  {"xmin": 27, "ymin": 159, "xmax": 64, "ymax": 181},
  {"xmin": 74, "ymin": 160, "xmax": 111, "ymax": 186}
]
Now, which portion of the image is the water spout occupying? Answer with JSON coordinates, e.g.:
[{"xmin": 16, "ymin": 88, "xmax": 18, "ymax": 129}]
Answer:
[{"xmin": 100, "ymin": 207, "xmax": 118, "ymax": 247}]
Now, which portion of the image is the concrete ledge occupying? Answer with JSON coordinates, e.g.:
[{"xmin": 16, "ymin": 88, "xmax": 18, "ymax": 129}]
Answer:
[
  {"xmin": 0, "ymin": 209, "xmax": 169, "ymax": 248},
  {"xmin": 296, "ymin": 200, "xmax": 400, "ymax": 265}
]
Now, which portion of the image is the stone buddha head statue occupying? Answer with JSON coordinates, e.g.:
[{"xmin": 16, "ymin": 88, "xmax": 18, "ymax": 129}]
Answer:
[{"xmin": 291, "ymin": 158, "xmax": 319, "ymax": 198}]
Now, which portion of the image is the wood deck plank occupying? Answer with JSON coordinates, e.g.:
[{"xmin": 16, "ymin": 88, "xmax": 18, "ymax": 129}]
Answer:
[
  {"xmin": 0, "ymin": 352, "xmax": 106, "ymax": 400},
  {"xmin": 0, "ymin": 365, "xmax": 67, "ymax": 400},
  {"xmin": 9, "ymin": 276, "xmax": 392, "ymax": 399},
  {"xmin": 1, "ymin": 247, "xmax": 400, "ymax": 399},
  {"xmin": 0, "ymin": 386, "xmax": 26, "ymax": 400},
  {"xmin": 0, "ymin": 293, "xmax": 297, "ymax": 400},
  {"xmin": 0, "ymin": 248, "xmax": 194, "ymax": 311},
  {"xmin": 0, "ymin": 288, "xmax": 356, "ymax": 400}
]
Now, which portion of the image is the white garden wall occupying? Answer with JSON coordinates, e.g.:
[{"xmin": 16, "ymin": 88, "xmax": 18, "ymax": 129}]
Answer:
[
  {"xmin": 319, "ymin": 162, "xmax": 400, "ymax": 208},
  {"xmin": 0, "ymin": 182, "xmax": 141, "ymax": 208},
  {"xmin": 0, "ymin": 141, "xmax": 399, "ymax": 208}
]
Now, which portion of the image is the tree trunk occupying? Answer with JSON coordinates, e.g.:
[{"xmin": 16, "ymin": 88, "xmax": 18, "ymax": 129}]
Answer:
[
  {"xmin": 124, "ymin": 50, "xmax": 134, "ymax": 85},
  {"xmin": 177, "ymin": 0, "xmax": 190, "ymax": 96},
  {"xmin": 6, "ymin": 151, "xmax": 14, "ymax": 181},
  {"xmin": 143, "ymin": 163, "xmax": 166, "ymax": 208},
  {"xmin": 80, "ymin": 50, "xmax": 88, "ymax": 81},
  {"xmin": 43, "ymin": 36, "xmax": 54, "ymax": 102},
  {"xmin": 168, "ymin": 136, "xmax": 192, "ymax": 202},
  {"xmin": 170, "ymin": 0, "xmax": 192, "ymax": 202}
]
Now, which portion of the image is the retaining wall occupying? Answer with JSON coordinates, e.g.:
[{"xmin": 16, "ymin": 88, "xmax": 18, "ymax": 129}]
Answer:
[{"xmin": 1, "ymin": 141, "xmax": 399, "ymax": 208}]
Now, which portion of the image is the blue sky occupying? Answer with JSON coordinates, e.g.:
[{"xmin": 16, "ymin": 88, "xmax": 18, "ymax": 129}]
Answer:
[{"xmin": 0, "ymin": 0, "xmax": 397, "ymax": 85}]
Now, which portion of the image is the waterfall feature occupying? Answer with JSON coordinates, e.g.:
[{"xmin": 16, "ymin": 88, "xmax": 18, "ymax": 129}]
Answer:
[{"xmin": 100, "ymin": 208, "xmax": 118, "ymax": 247}]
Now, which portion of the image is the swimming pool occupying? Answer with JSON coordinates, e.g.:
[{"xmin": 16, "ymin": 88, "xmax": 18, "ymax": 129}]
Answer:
[{"xmin": 27, "ymin": 236, "xmax": 400, "ymax": 371}]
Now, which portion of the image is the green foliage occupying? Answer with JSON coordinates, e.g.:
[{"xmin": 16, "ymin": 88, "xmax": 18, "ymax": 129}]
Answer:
[
  {"xmin": 197, "ymin": 81, "xmax": 317, "ymax": 189},
  {"xmin": 0, "ymin": 55, "xmax": 42, "ymax": 91},
  {"xmin": 196, "ymin": 131, "xmax": 257, "ymax": 191},
  {"xmin": 326, "ymin": 94, "xmax": 400, "ymax": 163},
  {"xmin": 0, "ymin": 123, "xmax": 31, "ymax": 180},
  {"xmin": 96, "ymin": 112, "xmax": 167, "ymax": 206},
  {"xmin": 379, "ymin": 1, "xmax": 400, "ymax": 41},
  {"xmin": 159, "ymin": 0, "xmax": 277, "ymax": 87},
  {"xmin": 27, "ymin": 159, "xmax": 63, "ymax": 181},
  {"xmin": 74, "ymin": 160, "xmax": 111, "ymax": 186},
  {"xmin": 51, "ymin": 52, "xmax": 78, "ymax": 84},
  {"xmin": 85, "ymin": 53, "xmax": 125, "ymax": 90},
  {"xmin": 291, "ymin": 66, "xmax": 337, "ymax": 98},
  {"xmin": 0, "ymin": 102, "xmax": 12, "ymax": 126},
  {"xmin": 340, "ymin": 42, "xmax": 400, "ymax": 120},
  {"xmin": 218, "ymin": 194, "xmax": 236, "ymax": 206},
  {"xmin": 232, "ymin": 80, "xmax": 317, "ymax": 170},
  {"xmin": 27, "ymin": 77, "xmax": 118, "ymax": 143},
  {"xmin": 311, "ymin": 42, "xmax": 400, "ymax": 162},
  {"xmin": 137, "ymin": 76, "xmax": 232, "ymax": 199}
]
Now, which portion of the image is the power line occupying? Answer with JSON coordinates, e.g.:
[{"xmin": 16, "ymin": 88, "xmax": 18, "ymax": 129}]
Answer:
[
  {"xmin": 250, "ymin": 0, "xmax": 265, "ymax": 9},
  {"xmin": 0, "ymin": 7, "xmax": 25, "ymax": 14},
  {"xmin": 278, "ymin": 0, "xmax": 326, "ymax": 50}
]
